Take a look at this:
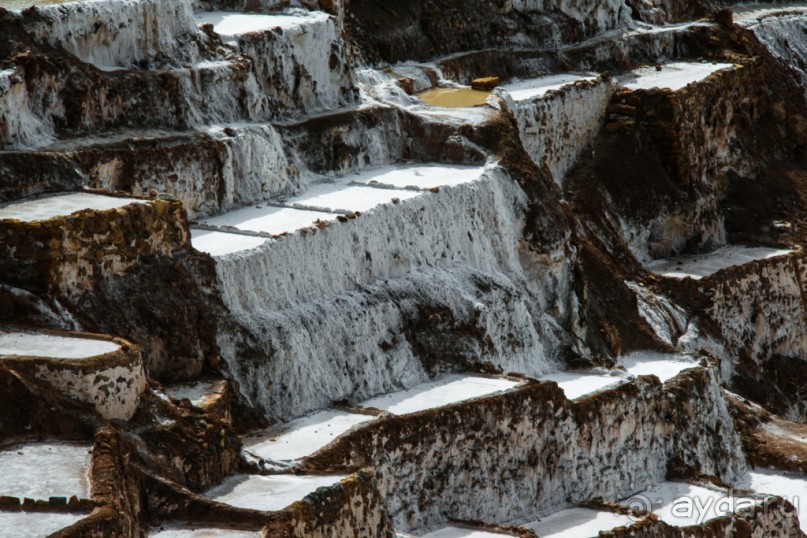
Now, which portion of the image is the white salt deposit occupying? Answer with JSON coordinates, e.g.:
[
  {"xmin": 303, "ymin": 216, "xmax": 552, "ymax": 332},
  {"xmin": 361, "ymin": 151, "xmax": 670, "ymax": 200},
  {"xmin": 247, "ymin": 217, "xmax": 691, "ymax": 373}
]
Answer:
[
  {"xmin": 522, "ymin": 507, "xmax": 634, "ymax": 537},
  {"xmin": 0, "ymin": 331, "xmax": 120, "ymax": 359},
  {"xmin": 648, "ymin": 245, "xmax": 793, "ymax": 279},
  {"xmin": 190, "ymin": 230, "xmax": 266, "ymax": 257},
  {"xmin": 623, "ymin": 481, "xmax": 757, "ymax": 527},
  {"xmin": 740, "ymin": 469, "xmax": 807, "ymax": 531},
  {"xmin": 0, "ymin": 192, "xmax": 145, "ymax": 222},
  {"xmin": 0, "ymin": 442, "xmax": 91, "ymax": 500},
  {"xmin": 540, "ymin": 372, "xmax": 625, "ymax": 400},
  {"xmin": 163, "ymin": 380, "xmax": 221, "ymax": 407},
  {"xmin": 205, "ymin": 474, "xmax": 346, "ymax": 512},
  {"xmin": 201, "ymin": 206, "xmax": 336, "ymax": 236},
  {"xmin": 620, "ymin": 352, "xmax": 699, "ymax": 383},
  {"xmin": 150, "ymin": 526, "xmax": 262, "ymax": 538},
  {"xmin": 280, "ymin": 183, "xmax": 422, "ymax": 213},
  {"xmin": 244, "ymin": 409, "xmax": 375, "ymax": 462},
  {"xmin": 499, "ymin": 73, "xmax": 595, "ymax": 101},
  {"xmin": 0, "ymin": 511, "xmax": 86, "ymax": 538},
  {"xmin": 346, "ymin": 163, "xmax": 485, "ymax": 190},
  {"xmin": 420, "ymin": 526, "xmax": 512, "ymax": 538},
  {"xmin": 358, "ymin": 375, "xmax": 520, "ymax": 415},
  {"xmin": 619, "ymin": 62, "xmax": 734, "ymax": 91},
  {"xmin": 195, "ymin": 11, "xmax": 330, "ymax": 39}
]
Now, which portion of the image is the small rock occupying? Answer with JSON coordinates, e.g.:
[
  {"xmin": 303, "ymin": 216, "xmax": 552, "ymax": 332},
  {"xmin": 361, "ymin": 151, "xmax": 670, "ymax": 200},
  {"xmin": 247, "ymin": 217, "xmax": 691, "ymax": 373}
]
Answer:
[{"xmin": 471, "ymin": 76, "xmax": 500, "ymax": 91}]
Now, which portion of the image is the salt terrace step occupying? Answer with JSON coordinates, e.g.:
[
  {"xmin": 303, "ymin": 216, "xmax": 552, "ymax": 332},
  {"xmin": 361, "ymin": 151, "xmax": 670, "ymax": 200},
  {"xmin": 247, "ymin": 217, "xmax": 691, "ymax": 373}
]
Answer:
[
  {"xmin": 420, "ymin": 527, "xmax": 513, "ymax": 537},
  {"xmin": 195, "ymin": 11, "xmax": 330, "ymax": 40},
  {"xmin": 0, "ymin": 192, "xmax": 145, "ymax": 222},
  {"xmin": 150, "ymin": 526, "xmax": 262, "ymax": 538},
  {"xmin": 647, "ymin": 245, "xmax": 794, "ymax": 279},
  {"xmin": 358, "ymin": 374, "xmax": 521, "ymax": 415},
  {"xmin": 619, "ymin": 352, "xmax": 699, "ymax": 383},
  {"xmin": 199, "ymin": 206, "xmax": 336, "ymax": 237},
  {"xmin": 734, "ymin": 4, "xmax": 807, "ymax": 26},
  {"xmin": 345, "ymin": 163, "xmax": 486, "ymax": 190},
  {"xmin": 0, "ymin": 330, "xmax": 146, "ymax": 420},
  {"xmin": 0, "ymin": 442, "xmax": 91, "ymax": 501},
  {"xmin": 618, "ymin": 62, "xmax": 735, "ymax": 91},
  {"xmin": 521, "ymin": 507, "xmax": 634, "ymax": 537},
  {"xmin": 204, "ymin": 473, "xmax": 347, "ymax": 512},
  {"xmin": 244, "ymin": 409, "xmax": 375, "ymax": 463},
  {"xmin": 190, "ymin": 230, "xmax": 267, "ymax": 257},
  {"xmin": 278, "ymin": 182, "xmax": 422, "ymax": 213},
  {"xmin": 539, "ymin": 371, "xmax": 626, "ymax": 400},
  {"xmin": 497, "ymin": 73, "xmax": 598, "ymax": 101},
  {"xmin": 741, "ymin": 469, "xmax": 807, "ymax": 532},
  {"xmin": 0, "ymin": 512, "xmax": 86, "ymax": 538},
  {"xmin": 620, "ymin": 481, "xmax": 761, "ymax": 527}
]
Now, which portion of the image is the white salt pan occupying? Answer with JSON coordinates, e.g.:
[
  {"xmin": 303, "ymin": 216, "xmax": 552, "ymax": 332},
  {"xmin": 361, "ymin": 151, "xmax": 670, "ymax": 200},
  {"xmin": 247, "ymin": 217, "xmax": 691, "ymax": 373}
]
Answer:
[
  {"xmin": 346, "ymin": 163, "xmax": 485, "ymax": 190},
  {"xmin": 0, "ymin": 331, "xmax": 119, "ymax": 359},
  {"xmin": 150, "ymin": 526, "xmax": 262, "ymax": 538},
  {"xmin": 195, "ymin": 11, "xmax": 329, "ymax": 39},
  {"xmin": 619, "ymin": 62, "xmax": 734, "ymax": 91},
  {"xmin": 540, "ymin": 372, "xmax": 625, "ymax": 400},
  {"xmin": 740, "ymin": 469, "xmax": 807, "ymax": 531},
  {"xmin": 205, "ymin": 474, "xmax": 346, "ymax": 512},
  {"xmin": 620, "ymin": 352, "xmax": 699, "ymax": 383},
  {"xmin": 244, "ymin": 409, "xmax": 375, "ymax": 462},
  {"xmin": 522, "ymin": 507, "xmax": 634, "ymax": 538},
  {"xmin": 0, "ymin": 442, "xmax": 91, "ymax": 500},
  {"xmin": 499, "ymin": 73, "xmax": 595, "ymax": 101},
  {"xmin": 359, "ymin": 375, "xmax": 520, "ymax": 415},
  {"xmin": 623, "ymin": 481, "xmax": 757, "ymax": 527},
  {"xmin": 648, "ymin": 245, "xmax": 792, "ymax": 279},
  {"xmin": 0, "ymin": 192, "xmax": 144, "ymax": 222},
  {"xmin": 201, "ymin": 206, "xmax": 336, "ymax": 236},
  {"xmin": 420, "ymin": 527, "xmax": 512, "ymax": 538},
  {"xmin": 281, "ymin": 183, "xmax": 421, "ymax": 213},
  {"xmin": 0, "ymin": 511, "xmax": 85, "ymax": 538},
  {"xmin": 190, "ymin": 230, "xmax": 266, "ymax": 257}
]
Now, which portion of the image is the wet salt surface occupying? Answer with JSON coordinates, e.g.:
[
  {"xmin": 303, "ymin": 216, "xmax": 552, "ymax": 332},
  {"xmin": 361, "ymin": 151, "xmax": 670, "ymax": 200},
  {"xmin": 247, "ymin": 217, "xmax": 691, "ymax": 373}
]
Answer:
[
  {"xmin": 740, "ymin": 469, "xmax": 807, "ymax": 531},
  {"xmin": 539, "ymin": 371, "xmax": 625, "ymax": 400},
  {"xmin": 0, "ymin": 511, "xmax": 86, "ymax": 538},
  {"xmin": 522, "ymin": 507, "xmax": 634, "ymax": 537},
  {"xmin": 0, "ymin": 331, "xmax": 119, "ymax": 359},
  {"xmin": 0, "ymin": 442, "xmax": 92, "ymax": 500},
  {"xmin": 190, "ymin": 230, "xmax": 266, "ymax": 257},
  {"xmin": 0, "ymin": 192, "xmax": 145, "ymax": 222},
  {"xmin": 499, "ymin": 73, "xmax": 596, "ymax": 101},
  {"xmin": 358, "ymin": 375, "xmax": 520, "ymax": 415},
  {"xmin": 416, "ymin": 87, "xmax": 491, "ymax": 108},
  {"xmin": 619, "ymin": 62, "xmax": 734, "ymax": 91},
  {"xmin": 205, "ymin": 474, "xmax": 346, "ymax": 512},
  {"xmin": 244, "ymin": 409, "xmax": 375, "ymax": 462},
  {"xmin": 420, "ymin": 526, "xmax": 513, "ymax": 538},
  {"xmin": 647, "ymin": 245, "xmax": 793, "ymax": 279},
  {"xmin": 201, "ymin": 206, "xmax": 336, "ymax": 236},
  {"xmin": 620, "ymin": 352, "xmax": 699, "ymax": 383},
  {"xmin": 195, "ymin": 11, "xmax": 329, "ymax": 39},
  {"xmin": 150, "ymin": 525, "xmax": 262, "ymax": 538},
  {"xmin": 279, "ymin": 183, "xmax": 422, "ymax": 213},
  {"xmin": 345, "ymin": 163, "xmax": 485, "ymax": 190},
  {"xmin": 622, "ymin": 481, "xmax": 759, "ymax": 527}
]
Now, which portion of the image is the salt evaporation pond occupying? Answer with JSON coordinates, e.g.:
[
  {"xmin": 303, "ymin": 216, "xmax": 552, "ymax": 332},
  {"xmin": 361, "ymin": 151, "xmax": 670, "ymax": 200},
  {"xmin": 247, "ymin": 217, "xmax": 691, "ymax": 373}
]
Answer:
[
  {"xmin": 0, "ymin": 331, "xmax": 120, "ymax": 359},
  {"xmin": 0, "ymin": 192, "xmax": 145, "ymax": 222},
  {"xmin": 359, "ymin": 375, "xmax": 520, "ymax": 415}
]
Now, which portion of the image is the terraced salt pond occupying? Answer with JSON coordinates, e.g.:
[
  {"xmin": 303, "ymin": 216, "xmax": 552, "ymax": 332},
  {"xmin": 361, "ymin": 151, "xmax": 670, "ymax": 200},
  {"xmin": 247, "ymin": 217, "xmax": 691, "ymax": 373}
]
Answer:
[
  {"xmin": 539, "ymin": 371, "xmax": 625, "ymax": 400},
  {"xmin": 279, "ymin": 183, "xmax": 421, "ymax": 213},
  {"xmin": 346, "ymin": 163, "xmax": 486, "ymax": 190},
  {"xmin": 648, "ymin": 245, "xmax": 793, "ymax": 279},
  {"xmin": 620, "ymin": 352, "xmax": 699, "ymax": 383},
  {"xmin": 0, "ymin": 511, "xmax": 86, "ymax": 538},
  {"xmin": 0, "ymin": 192, "xmax": 145, "ymax": 222},
  {"xmin": 201, "ymin": 206, "xmax": 336, "ymax": 236},
  {"xmin": 619, "ymin": 62, "xmax": 734, "ymax": 91},
  {"xmin": 190, "ymin": 230, "xmax": 266, "ymax": 257},
  {"xmin": 150, "ymin": 526, "xmax": 262, "ymax": 538},
  {"xmin": 195, "ymin": 11, "xmax": 330, "ymax": 39},
  {"xmin": 417, "ymin": 87, "xmax": 491, "ymax": 108},
  {"xmin": 359, "ymin": 375, "xmax": 520, "ymax": 415},
  {"xmin": 521, "ymin": 507, "xmax": 634, "ymax": 537},
  {"xmin": 244, "ymin": 409, "xmax": 375, "ymax": 462},
  {"xmin": 498, "ymin": 73, "xmax": 596, "ymax": 101},
  {"xmin": 420, "ymin": 527, "xmax": 512, "ymax": 538},
  {"xmin": 0, "ymin": 442, "xmax": 92, "ymax": 500},
  {"xmin": 204, "ymin": 474, "xmax": 346, "ymax": 512},
  {"xmin": 0, "ymin": 331, "xmax": 120, "ymax": 359},
  {"xmin": 740, "ymin": 469, "xmax": 807, "ymax": 531}
]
